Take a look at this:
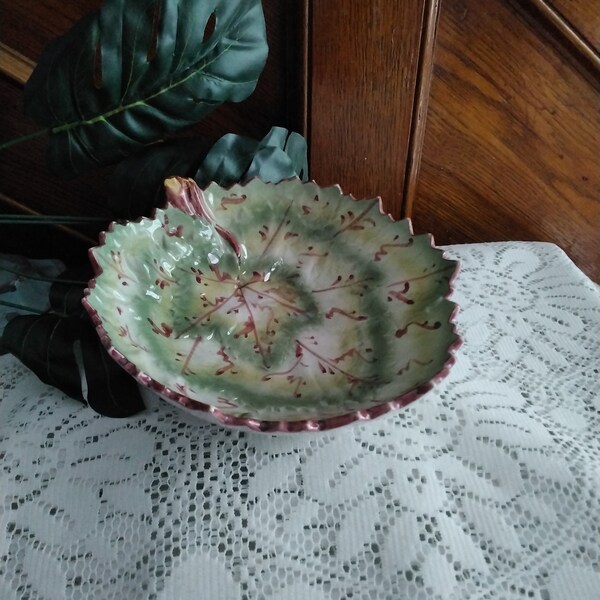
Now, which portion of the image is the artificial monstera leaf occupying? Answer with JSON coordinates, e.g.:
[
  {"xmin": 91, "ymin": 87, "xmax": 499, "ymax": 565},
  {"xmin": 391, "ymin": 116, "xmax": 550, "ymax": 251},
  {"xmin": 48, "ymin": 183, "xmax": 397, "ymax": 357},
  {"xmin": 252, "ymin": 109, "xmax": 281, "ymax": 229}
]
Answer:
[
  {"xmin": 0, "ymin": 254, "xmax": 65, "ymax": 341},
  {"xmin": 24, "ymin": 0, "xmax": 268, "ymax": 178},
  {"xmin": 2, "ymin": 314, "xmax": 86, "ymax": 400},
  {"xmin": 194, "ymin": 126, "xmax": 309, "ymax": 186},
  {"xmin": 106, "ymin": 137, "xmax": 213, "ymax": 218},
  {"xmin": 2, "ymin": 270, "xmax": 144, "ymax": 417},
  {"xmin": 107, "ymin": 127, "xmax": 308, "ymax": 218}
]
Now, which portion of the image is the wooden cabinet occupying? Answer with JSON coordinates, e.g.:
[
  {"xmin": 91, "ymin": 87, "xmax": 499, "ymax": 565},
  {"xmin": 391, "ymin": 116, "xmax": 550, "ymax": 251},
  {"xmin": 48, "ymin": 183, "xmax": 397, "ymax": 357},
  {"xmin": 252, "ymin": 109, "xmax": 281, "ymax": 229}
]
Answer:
[
  {"xmin": 1, "ymin": 0, "xmax": 599, "ymax": 280},
  {"xmin": 306, "ymin": 0, "xmax": 599, "ymax": 281},
  {"xmin": 307, "ymin": 1, "xmax": 439, "ymax": 217},
  {"xmin": 414, "ymin": 0, "xmax": 600, "ymax": 281}
]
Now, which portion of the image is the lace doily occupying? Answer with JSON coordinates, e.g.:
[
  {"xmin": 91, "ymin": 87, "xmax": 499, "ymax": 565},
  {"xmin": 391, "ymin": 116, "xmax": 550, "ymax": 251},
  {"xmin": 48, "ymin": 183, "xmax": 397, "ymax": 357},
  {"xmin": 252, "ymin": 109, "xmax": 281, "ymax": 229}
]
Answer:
[{"xmin": 1, "ymin": 242, "xmax": 599, "ymax": 599}]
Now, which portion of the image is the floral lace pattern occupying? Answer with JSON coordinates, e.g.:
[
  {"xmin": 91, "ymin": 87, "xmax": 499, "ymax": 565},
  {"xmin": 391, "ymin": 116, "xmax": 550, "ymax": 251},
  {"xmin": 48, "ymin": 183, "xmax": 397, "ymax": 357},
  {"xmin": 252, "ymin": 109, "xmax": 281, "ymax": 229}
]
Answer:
[{"xmin": 1, "ymin": 242, "xmax": 599, "ymax": 599}]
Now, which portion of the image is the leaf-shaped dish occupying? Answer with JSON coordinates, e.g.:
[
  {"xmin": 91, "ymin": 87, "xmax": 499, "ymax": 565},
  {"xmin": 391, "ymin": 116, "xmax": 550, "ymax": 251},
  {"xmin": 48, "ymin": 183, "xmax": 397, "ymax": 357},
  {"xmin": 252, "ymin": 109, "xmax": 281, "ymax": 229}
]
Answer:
[{"xmin": 83, "ymin": 178, "xmax": 460, "ymax": 432}]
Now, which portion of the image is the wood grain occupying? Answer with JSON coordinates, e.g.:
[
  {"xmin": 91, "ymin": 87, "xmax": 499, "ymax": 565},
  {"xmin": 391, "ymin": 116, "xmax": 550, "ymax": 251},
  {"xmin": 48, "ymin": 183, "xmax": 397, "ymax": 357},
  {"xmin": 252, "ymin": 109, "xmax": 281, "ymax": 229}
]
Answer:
[
  {"xmin": 307, "ymin": 1, "xmax": 428, "ymax": 217},
  {"xmin": 545, "ymin": 0, "xmax": 600, "ymax": 49},
  {"xmin": 0, "ymin": 43, "xmax": 35, "ymax": 86},
  {"xmin": 402, "ymin": 0, "xmax": 441, "ymax": 218},
  {"xmin": 526, "ymin": 0, "xmax": 600, "ymax": 70},
  {"xmin": 414, "ymin": 0, "xmax": 600, "ymax": 281}
]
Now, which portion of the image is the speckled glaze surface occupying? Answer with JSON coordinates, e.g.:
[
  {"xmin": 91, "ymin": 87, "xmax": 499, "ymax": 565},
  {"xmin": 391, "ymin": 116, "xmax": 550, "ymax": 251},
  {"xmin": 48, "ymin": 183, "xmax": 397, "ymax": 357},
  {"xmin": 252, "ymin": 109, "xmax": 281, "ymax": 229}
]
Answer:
[{"xmin": 83, "ymin": 178, "xmax": 460, "ymax": 432}]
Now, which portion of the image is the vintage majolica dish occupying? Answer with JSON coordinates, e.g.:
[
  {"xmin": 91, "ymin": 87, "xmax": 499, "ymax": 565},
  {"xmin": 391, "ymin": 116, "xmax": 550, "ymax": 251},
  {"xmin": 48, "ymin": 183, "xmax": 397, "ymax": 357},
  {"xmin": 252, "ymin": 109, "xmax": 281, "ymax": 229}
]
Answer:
[{"xmin": 83, "ymin": 177, "xmax": 460, "ymax": 432}]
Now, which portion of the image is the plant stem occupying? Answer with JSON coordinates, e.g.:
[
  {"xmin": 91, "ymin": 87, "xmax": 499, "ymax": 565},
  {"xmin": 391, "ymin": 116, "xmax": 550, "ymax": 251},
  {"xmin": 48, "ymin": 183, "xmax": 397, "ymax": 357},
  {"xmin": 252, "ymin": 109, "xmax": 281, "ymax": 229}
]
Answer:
[
  {"xmin": 0, "ymin": 299, "xmax": 44, "ymax": 314},
  {"xmin": 0, "ymin": 128, "xmax": 50, "ymax": 151},
  {"xmin": 0, "ymin": 265, "xmax": 87, "ymax": 286},
  {"xmin": 0, "ymin": 215, "xmax": 108, "ymax": 225}
]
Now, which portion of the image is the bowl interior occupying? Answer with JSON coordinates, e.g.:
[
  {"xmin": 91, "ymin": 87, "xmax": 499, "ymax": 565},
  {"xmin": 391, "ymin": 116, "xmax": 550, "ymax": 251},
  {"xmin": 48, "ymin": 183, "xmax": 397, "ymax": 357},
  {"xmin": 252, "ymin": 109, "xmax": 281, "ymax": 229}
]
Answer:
[{"xmin": 84, "ymin": 178, "xmax": 459, "ymax": 428}]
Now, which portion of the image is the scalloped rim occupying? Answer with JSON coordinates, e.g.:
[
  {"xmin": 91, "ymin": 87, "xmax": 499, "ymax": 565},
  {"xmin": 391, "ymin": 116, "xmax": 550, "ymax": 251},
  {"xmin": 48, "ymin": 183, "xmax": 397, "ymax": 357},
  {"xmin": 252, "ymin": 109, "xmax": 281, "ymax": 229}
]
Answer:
[{"xmin": 82, "ymin": 178, "xmax": 462, "ymax": 433}]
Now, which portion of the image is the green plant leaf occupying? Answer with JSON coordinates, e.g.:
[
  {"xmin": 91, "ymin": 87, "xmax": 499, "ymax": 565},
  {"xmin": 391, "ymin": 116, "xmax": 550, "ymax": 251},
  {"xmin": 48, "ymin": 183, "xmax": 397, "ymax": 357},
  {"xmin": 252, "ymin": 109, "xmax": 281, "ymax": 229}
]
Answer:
[
  {"xmin": 48, "ymin": 267, "xmax": 91, "ymax": 317},
  {"xmin": 79, "ymin": 322, "xmax": 146, "ymax": 418},
  {"xmin": 3, "ymin": 314, "xmax": 86, "ymax": 400},
  {"xmin": 24, "ymin": 0, "xmax": 268, "ymax": 178},
  {"xmin": 107, "ymin": 127, "xmax": 309, "ymax": 218},
  {"xmin": 194, "ymin": 126, "xmax": 309, "ymax": 186},
  {"xmin": 0, "ymin": 255, "xmax": 66, "ymax": 341},
  {"xmin": 2, "ymin": 271, "xmax": 145, "ymax": 417},
  {"xmin": 107, "ymin": 138, "xmax": 213, "ymax": 218}
]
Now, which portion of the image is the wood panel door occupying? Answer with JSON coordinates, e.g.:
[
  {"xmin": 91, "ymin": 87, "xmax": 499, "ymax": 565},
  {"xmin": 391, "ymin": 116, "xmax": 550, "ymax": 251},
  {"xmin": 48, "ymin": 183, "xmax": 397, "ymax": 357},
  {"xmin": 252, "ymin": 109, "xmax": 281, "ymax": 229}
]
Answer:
[
  {"xmin": 305, "ymin": 0, "xmax": 599, "ymax": 281},
  {"xmin": 306, "ymin": 1, "xmax": 439, "ymax": 217},
  {"xmin": 412, "ymin": 0, "xmax": 600, "ymax": 281}
]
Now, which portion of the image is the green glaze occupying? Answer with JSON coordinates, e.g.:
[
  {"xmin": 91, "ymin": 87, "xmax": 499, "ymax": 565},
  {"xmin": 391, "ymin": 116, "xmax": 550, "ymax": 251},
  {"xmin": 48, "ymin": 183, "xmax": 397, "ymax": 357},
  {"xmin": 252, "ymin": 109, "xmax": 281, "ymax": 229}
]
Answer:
[{"xmin": 86, "ymin": 178, "xmax": 459, "ymax": 422}]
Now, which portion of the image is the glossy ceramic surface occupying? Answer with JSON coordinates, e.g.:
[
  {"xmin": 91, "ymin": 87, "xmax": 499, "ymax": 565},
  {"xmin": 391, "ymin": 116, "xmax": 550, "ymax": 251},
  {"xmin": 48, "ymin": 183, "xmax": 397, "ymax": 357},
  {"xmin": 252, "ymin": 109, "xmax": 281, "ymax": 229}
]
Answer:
[{"xmin": 84, "ymin": 178, "xmax": 460, "ymax": 431}]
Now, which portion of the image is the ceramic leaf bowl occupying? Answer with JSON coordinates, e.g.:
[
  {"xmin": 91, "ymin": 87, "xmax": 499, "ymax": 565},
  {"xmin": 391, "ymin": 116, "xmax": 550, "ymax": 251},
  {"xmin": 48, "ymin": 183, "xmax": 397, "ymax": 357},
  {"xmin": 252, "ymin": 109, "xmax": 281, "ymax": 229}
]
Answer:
[{"xmin": 83, "ymin": 177, "xmax": 460, "ymax": 432}]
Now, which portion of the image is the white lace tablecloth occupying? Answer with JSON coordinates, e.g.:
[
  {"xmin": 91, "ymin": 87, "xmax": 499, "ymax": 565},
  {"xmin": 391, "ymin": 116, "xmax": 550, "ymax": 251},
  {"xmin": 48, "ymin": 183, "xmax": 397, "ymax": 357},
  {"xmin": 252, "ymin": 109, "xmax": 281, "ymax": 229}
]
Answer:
[{"xmin": 1, "ymin": 242, "xmax": 599, "ymax": 600}]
